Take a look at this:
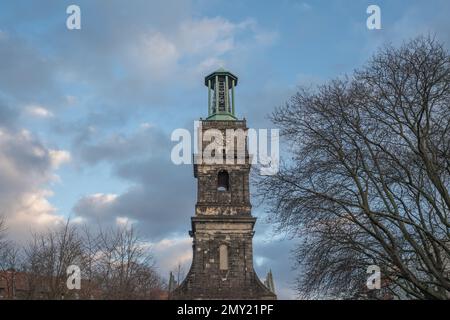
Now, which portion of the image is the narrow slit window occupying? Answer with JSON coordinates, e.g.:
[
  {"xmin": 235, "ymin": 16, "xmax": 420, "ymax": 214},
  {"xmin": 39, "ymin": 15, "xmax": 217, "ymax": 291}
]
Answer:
[
  {"xmin": 219, "ymin": 244, "xmax": 229, "ymax": 270},
  {"xmin": 217, "ymin": 170, "xmax": 229, "ymax": 192}
]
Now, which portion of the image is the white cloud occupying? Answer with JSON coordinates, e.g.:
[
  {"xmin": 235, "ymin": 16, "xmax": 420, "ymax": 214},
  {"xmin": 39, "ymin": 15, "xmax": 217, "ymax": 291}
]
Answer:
[
  {"xmin": 79, "ymin": 193, "xmax": 117, "ymax": 209},
  {"xmin": 125, "ymin": 16, "xmax": 277, "ymax": 84},
  {"xmin": 0, "ymin": 128, "xmax": 69, "ymax": 241},
  {"xmin": 9, "ymin": 190, "xmax": 64, "ymax": 229},
  {"xmin": 195, "ymin": 57, "xmax": 226, "ymax": 75},
  {"xmin": 49, "ymin": 149, "xmax": 71, "ymax": 169},
  {"xmin": 131, "ymin": 31, "xmax": 179, "ymax": 80},
  {"xmin": 91, "ymin": 193, "xmax": 118, "ymax": 203},
  {"xmin": 73, "ymin": 193, "xmax": 119, "ymax": 220},
  {"xmin": 255, "ymin": 256, "xmax": 269, "ymax": 267},
  {"xmin": 115, "ymin": 216, "xmax": 136, "ymax": 227},
  {"xmin": 140, "ymin": 122, "xmax": 153, "ymax": 130},
  {"xmin": 150, "ymin": 236, "xmax": 192, "ymax": 276},
  {"xmin": 177, "ymin": 17, "xmax": 237, "ymax": 55},
  {"xmin": 25, "ymin": 104, "xmax": 54, "ymax": 118},
  {"xmin": 71, "ymin": 216, "xmax": 86, "ymax": 224}
]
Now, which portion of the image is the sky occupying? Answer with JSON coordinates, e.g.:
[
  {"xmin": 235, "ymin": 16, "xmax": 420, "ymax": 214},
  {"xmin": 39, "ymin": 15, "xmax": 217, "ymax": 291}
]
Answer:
[{"xmin": 0, "ymin": 0, "xmax": 449, "ymax": 299}]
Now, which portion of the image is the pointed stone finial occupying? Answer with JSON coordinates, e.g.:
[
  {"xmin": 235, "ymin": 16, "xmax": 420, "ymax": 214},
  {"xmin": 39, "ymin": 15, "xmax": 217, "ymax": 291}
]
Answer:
[
  {"xmin": 168, "ymin": 271, "xmax": 177, "ymax": 292},
  {"xmin": 264, "ymin": 269, "xmax": 276, "ymax": 293}
]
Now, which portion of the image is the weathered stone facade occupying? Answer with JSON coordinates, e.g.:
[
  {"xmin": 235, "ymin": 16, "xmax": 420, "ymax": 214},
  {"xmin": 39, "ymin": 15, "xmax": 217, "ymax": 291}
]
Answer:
[{"xmin": 170, "ymin": 76, "xmax": 277, "ymax": 300}]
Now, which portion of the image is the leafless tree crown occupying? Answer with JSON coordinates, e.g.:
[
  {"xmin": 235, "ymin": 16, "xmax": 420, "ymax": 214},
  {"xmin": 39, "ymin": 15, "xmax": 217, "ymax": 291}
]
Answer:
[
  {"xmin": 0, "ymin": 219, "xmax": 165, "ymax": 300},
  {"xmin": 257, "ymin": 36, "xmax": 450, "ymax": 299}
]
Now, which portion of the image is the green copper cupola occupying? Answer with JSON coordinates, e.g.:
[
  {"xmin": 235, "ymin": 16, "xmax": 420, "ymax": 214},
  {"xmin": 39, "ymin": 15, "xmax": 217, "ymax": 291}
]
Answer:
[{"xmin": 205, "ymin": 68, "xmax": 238, "ymax": 120}]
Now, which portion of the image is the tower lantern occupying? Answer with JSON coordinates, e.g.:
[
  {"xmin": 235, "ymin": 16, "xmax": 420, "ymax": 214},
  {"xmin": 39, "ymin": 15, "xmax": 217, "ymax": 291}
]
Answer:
[{"xmin": 205, "ymin": 68, "xmax": 238, "ymax": 120}]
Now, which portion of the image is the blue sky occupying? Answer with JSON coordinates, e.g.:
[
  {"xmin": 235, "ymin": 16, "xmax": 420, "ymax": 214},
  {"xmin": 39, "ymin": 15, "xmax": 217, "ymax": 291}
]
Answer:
[{"xmin": 0, "ymin": 0, "xmax": 449, "ymax": 299}]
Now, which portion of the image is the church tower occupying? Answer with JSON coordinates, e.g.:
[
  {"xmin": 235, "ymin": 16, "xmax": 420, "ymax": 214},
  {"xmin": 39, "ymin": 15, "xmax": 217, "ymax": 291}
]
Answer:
[{"xmin": 170, "ymin": 69, "xmax": 276, "ymax": 300}]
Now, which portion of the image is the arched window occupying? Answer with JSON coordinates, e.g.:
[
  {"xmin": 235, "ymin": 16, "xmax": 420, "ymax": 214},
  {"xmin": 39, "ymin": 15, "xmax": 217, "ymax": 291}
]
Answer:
[
  {"xmin": 217, "ymin": 170, "xmax": 229, "ymax": 191},
  {"xmin": 219, "ymin": 244, "xmax": 229, "ymax": 270}
]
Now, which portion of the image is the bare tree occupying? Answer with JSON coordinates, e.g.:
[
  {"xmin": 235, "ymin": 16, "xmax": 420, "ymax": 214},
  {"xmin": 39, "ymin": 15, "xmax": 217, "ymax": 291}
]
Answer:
[
  {"xmin": 257, "ymin": 36, "xmax": 450, "ymax": 299},
  {"xmin": 0, "ymin": 216, "xmax": 6, "ymax": 253},
  {"xmin": 78, "ymin": 224, "xmax": 102, "ymax": 299},
  {"xmin": 93, "ymin": 224, "xmax": 163, "ymax": 299},
  {"xmin": 0, "ymin": 216, "xmax": 21, "ymax": 299},
  {"xmin": 1, "ymin": 217, "xmax": 165, "ymax": 300},
  {"xmin": 22, "ymin": 221, "xmax": 83, "ymax": 299}
]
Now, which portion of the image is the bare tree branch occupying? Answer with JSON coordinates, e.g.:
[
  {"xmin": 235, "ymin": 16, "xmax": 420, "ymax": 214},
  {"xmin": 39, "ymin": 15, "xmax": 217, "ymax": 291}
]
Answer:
[{"xmin": 257, "ymin": 36, "xmax": 450, "ymax": 300}]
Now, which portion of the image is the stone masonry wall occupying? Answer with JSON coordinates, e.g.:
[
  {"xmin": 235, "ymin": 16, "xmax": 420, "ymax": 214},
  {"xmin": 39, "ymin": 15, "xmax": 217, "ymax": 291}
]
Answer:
[{"xmin": 170, "ymin": 120, "xmax": 277, "ymax": 300}]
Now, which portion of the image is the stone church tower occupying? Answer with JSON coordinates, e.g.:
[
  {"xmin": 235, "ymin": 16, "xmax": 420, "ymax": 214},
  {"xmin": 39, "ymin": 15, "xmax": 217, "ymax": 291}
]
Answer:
[{"xmin": 170, "ymin": 69, "xmax": 276, "ymax": 300}]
